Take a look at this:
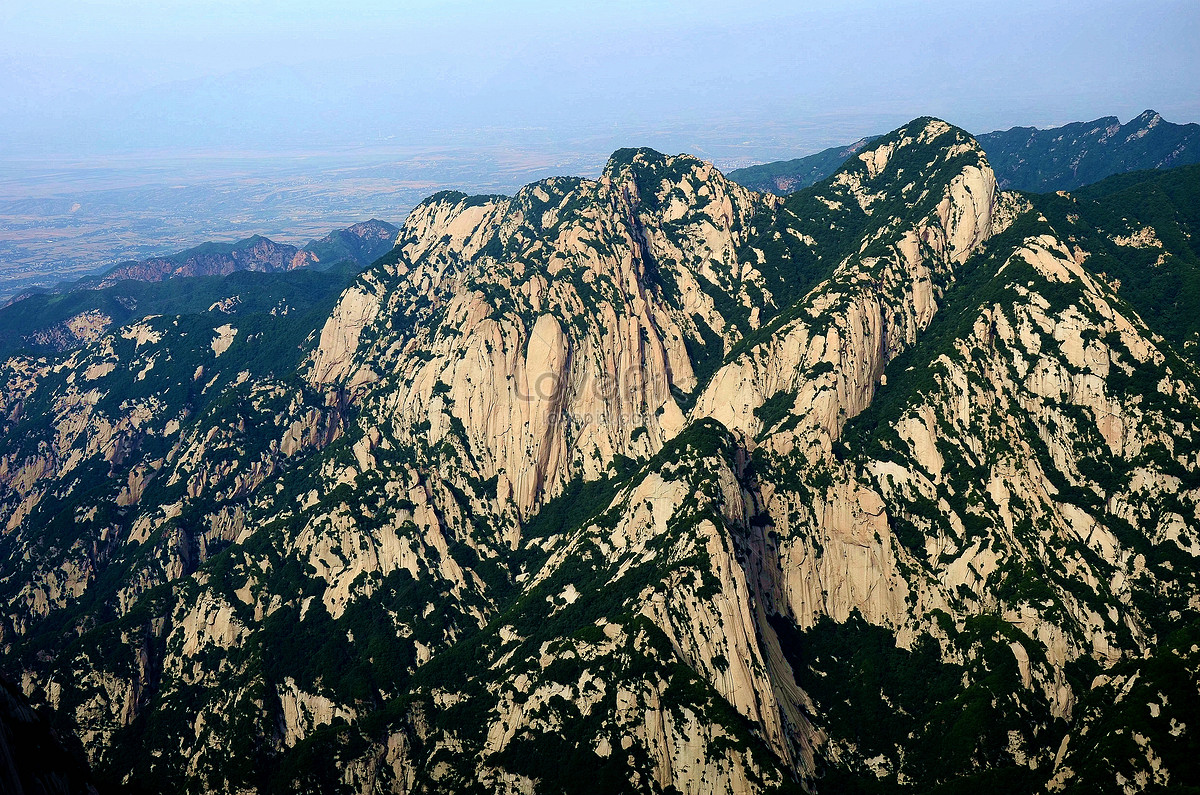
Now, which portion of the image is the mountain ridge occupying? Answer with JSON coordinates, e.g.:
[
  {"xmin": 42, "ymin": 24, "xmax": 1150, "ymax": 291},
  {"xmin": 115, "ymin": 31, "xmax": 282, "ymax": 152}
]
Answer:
[
  {"xmin": 0, "ymin": 219, "xmax": 399, "ymax": 358},
  {"xmin": 980, "ymin": 109, "xmax": 1200, "ymax": 191},
  {"xmin": 84, "ymin": 217, "xmax": 400, "ymax": 288},
  {"xmin": 5, "ymin": 218, "xmax": 399, "ymax": 305},
  {"xmin": 726, "ymin": 136, "xmax": 880, "ymax": 195},
  {"xmin": 728, "ymin": 110, "xmax": 1200, "ymax": 196}
]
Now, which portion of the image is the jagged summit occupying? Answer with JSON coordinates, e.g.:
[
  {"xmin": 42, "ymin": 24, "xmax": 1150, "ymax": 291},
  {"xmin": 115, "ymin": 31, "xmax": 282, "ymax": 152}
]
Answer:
[
  {"xmin": 821, "ymin": 118, "xmax": 991, "ymax": 217},
  {"xmin": 403, "ymin": 147, "xmax": 715, "ymax": 221},
  {"xmin": 599, "ymin": 146, "xmax": 722, "ymax": 185},
  {"xmin": 603, "ymin": 145, "xmax": 675, "ymax": 170}
]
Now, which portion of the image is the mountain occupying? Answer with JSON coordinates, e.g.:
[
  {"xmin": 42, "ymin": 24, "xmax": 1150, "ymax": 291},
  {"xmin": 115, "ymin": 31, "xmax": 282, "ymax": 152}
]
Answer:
[
  {"xmin": 729, "ymin": 110, "xmax": 1200, "ymax": 196},
  {"xmin": 978, "ymin": 110, "xmax": 1200, "ymax": 191},
  {"xmin": 28, "ymin": 218, "xmax": 400, "ymax": 295},
  {"xmin": 301, "ymin": 219, "xmax": 401, "ymax": 269},
  {"xmin": 81, "ymin": 234, "xmax": 318, "ymax": 289},
  {"xmin": 0, "ymin": 219, "xmax": 399, "ymax": 359},
  {"xmin": 0, "ymin": 264, "xmax": 363, "ymax": 360},
  {"xmin": 1, "ymin": 119, "xmax": 1198, "ymax": 794},
  {"xmin": 726, "ymin": 136, "xmax": 879, "ymax": 194}
]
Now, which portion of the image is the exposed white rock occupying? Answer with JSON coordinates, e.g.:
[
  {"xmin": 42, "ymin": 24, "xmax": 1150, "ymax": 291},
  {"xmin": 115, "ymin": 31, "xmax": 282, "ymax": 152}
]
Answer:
[
  {"xmin": 210, "ymin": 324, "xmax": 237, "ymax": 357},
  {"xmin": 278, "ymin": 677, "xmax": 357, "ymax": 748}
]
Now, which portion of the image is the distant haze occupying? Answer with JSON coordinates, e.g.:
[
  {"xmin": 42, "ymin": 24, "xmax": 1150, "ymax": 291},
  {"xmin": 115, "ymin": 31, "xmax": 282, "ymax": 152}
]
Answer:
[{"xmin": 2, "ymin": 0, "xmax": 1198, "ymax": 162}]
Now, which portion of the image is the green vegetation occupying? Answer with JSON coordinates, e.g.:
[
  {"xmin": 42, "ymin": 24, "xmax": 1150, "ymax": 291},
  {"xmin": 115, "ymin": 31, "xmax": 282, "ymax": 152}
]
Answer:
[
  {"xmin": 1037, "ymin": 163, "xmax": 1200, "ymax": 358},
  {"xmin": 727, "ymin": 137, "xmax": 881, "ymax": 195},
  {"xmin": 773, "ymin": 611, "xmax": 1053, "ymax": 794},
  {"xmin": 0, "ymin": 263, "xmax": 361, "ymax": 359},
  {"xmin": 728, "ymin": 110, "xmax": 1200, "ymax": 196}
]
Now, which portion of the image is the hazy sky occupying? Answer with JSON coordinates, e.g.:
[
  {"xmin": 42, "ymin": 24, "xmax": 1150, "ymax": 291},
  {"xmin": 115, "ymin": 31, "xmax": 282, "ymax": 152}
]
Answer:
[{"xmin": 2, "ymin": 0, "xmax": 1198, "ymax": 160}]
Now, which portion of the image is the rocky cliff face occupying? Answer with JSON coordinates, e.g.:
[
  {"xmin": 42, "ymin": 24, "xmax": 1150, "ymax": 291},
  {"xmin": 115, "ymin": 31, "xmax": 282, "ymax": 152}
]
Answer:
[
  {"xmin": 0, "ymin": 118, "xmax": 1197, "ymax": 794},
  {"xmin": 306, "ymin": 150, "xmax": 778, "ymax": 518}
]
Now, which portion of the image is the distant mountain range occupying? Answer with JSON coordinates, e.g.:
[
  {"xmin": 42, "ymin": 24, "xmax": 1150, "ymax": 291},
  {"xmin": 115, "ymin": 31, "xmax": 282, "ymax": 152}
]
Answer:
[
  {"xmin": 0, "ymin": 219, "xmax": 398, "ymax": 358},
  {"xmin": 729, "ymin": 109, "xmax": 1200, "ymax": 194},
  {"xmin": 0, "ymin": 265, "xmax": 364, "ymax": 359},
  {"xmin": 5, "ymin": 218, "xmax": 399, "ymax": 306},
  {"xmin": 724, "ymin": 136, "xmax": 880, "ymax": 195},
  {"xmin": 75, "ymin": 218, "xmax": 399, "ymax": 290}
]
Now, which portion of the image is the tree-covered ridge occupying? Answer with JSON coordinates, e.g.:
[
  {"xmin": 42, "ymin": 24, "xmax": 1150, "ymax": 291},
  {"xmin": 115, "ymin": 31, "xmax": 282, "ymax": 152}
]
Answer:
[
  {"xmin": 301, "ymin": 219, "xmax": 400, "ymax": 270},
  {"xmin": 0, "ymin": 263, "xmax": 362, "ymax": 359},
  {"xmin": 726, "ymin": 137, "xmax": 879, "ymax": 195},
  {"xmin": 978, "ymin": 110, "xmax": 1200, "ymax": 192},
  {"xmin": 727, "ymin": 110, "xmax": 1200, "ymax": 197},
  {"xmin": 1035, "ymin": 163, "xmax": 1200, "ymax": 361}
]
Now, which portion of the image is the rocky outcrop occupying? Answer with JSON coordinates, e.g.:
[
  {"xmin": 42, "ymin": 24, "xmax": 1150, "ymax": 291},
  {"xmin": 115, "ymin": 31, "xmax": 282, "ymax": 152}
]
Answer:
[
  {"xmin": 24, "ymin": 310, "xmax": 114, "ymax": 352},
  {"xmin": 307, "ymin": 152, "xmax": 775, "ymax": 518},
  {"xmin": 695, "ymin": 119, "xmax": 999, "ymax": 456}
]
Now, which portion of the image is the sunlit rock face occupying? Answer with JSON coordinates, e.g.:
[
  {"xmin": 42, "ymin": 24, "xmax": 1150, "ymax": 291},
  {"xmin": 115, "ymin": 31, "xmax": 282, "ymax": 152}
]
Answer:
[{"xmin": 1, "ymin": 117, "xmax": 1198, "ymax": 794}]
